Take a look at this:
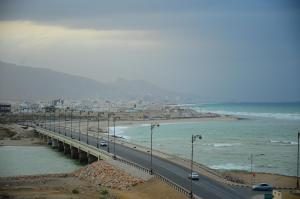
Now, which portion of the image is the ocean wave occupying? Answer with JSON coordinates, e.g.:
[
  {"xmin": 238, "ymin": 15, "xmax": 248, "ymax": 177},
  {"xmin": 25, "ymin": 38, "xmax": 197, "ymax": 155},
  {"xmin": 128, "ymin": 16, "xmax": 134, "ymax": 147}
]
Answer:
[
  {"xmin": 193, "ymin": 108, "xmax": 300, "ymax": 120},
  {"xmin": 202, "ymin": 143, "xmax": 242, "ymax": 147},
  {"xmin": 109, "ymin": 126, "xmax": 130, "ymax": 139},
  {"xmin": 270, "ymin": 140, "xmax": 297, "ymax": 145},
  {"xmin": 210, "ymin": 163, "xmax": 250, "ymax": 171}
]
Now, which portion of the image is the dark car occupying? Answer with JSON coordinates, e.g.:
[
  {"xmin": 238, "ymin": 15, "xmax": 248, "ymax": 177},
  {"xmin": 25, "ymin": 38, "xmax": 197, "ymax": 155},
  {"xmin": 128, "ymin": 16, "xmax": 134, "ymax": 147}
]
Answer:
[
  {"xmin": 188, "ymin": 172, "xmax": 200, "ymax": 180},
  {"xmin": 252, "ymin": 183, "xmax": 273, "ymax": 191}
]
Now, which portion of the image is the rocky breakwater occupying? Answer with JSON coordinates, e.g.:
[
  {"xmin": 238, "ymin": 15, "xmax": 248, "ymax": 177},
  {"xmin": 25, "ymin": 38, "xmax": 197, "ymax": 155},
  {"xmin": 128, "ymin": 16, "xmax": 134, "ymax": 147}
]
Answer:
[{"xmin": 73, "ymin": 160, "xmax": 144, "ymax": 190}]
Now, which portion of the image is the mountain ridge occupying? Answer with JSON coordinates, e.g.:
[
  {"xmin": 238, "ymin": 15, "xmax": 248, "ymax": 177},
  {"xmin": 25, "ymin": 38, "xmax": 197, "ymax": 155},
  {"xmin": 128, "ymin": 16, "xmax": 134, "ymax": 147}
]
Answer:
[{"xmin": 0, "ymin": 60, "xmax": 182, "ymax": 102}]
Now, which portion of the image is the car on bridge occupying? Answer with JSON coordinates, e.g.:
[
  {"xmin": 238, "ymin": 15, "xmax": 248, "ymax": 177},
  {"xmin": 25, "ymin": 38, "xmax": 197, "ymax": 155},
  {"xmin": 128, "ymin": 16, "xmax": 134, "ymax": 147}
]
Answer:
[
  {"xmin": 100, "ymin": 140, "xmax": 108, "ymax": 147},
  {"xmin": 252, "ymin": 183, "xmax": 273, "ymax": 191},
  {"xmin": 188, "ymin": 172, "xmax": 200, "ymax": 180}
]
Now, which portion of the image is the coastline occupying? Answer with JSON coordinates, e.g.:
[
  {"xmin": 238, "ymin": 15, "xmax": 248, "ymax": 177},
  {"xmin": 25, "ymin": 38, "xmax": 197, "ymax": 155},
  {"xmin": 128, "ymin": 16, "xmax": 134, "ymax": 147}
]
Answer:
[
  {"xmin": 0, "ymin": 123, "xmax": 188, "ymax": 199},
  {"xmin": 86, "ymin": 117, "xmax": 297, "ymax": 189},
  {"xmin": 1, "ymin": 121, "xmax": 298, "ymax": 190}
]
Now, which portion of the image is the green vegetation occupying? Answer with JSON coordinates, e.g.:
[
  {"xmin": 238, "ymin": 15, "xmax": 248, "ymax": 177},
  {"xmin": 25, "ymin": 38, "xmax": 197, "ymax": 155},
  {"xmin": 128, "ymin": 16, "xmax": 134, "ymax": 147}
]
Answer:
[
  {"xmin": 99, "ymin": 188, "xmax": 118, "ymax": 199},
  {"xmin": 72, "ymin": 188, "xmax": 79, "ymax": 194}
]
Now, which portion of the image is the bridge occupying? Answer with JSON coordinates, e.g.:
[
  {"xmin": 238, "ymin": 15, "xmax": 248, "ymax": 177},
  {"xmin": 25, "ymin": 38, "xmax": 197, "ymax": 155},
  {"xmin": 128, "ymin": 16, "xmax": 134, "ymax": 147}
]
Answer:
[{"xmin": 18, "ymin": 113, "xmax": 258, "ymax": 199}]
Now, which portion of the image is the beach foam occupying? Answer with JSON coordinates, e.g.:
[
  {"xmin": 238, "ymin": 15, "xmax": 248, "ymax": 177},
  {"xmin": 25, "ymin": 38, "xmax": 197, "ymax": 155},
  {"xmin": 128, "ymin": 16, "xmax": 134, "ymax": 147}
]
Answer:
[
  {"xmin": 109, "ymin": 126, "xmax": 130, "ymax": 139},
  {"xmin": 270, "ymin": 140, "xmax": 297, "ymax": 145},
  {"xmin": 193, "ymin": 107, "xmax": 300, "ymax": 120},
  {"xmin": 202, "ymin": 143, "xmax": 242, "ymax": 147},
  {"xmin": 210, "ymin": 163, "xmax": 250, "ymax": 171}
]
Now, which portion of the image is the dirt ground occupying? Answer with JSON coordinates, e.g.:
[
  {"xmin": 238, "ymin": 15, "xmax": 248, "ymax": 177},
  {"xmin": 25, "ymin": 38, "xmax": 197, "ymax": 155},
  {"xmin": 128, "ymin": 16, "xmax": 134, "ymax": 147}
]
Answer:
[
  {"xmin": 222, "ymin": 171, "xmax": 297, "ymax": 188},
  {"xmin": 0, "ymin": 175, "xmax": 187, "ymax": 199},
  {"xmin": 112, "ymin": 178, "xmax": 187, "ymax": 199},
  {"xmin": 0, "ymin": 175, "xmax": 105, "ymax": 199}
]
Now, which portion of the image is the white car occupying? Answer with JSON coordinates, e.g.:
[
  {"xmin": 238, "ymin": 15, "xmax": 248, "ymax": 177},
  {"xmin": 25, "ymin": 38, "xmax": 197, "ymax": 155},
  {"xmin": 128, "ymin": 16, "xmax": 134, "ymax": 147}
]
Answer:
[
  {"xmin": 188, "ymin": 172, "xmax": 200, "ymax": 180},
  {"xmin": 100, "ymin": 140, "xmax": 108, "ymax": 146}
]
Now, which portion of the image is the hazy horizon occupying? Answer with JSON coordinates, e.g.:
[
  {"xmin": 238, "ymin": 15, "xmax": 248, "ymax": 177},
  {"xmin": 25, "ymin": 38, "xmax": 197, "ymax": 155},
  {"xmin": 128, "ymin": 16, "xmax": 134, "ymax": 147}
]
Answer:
[{"xmin": 0, "ymin": 0, "xmax": 299, "ymax": 102}]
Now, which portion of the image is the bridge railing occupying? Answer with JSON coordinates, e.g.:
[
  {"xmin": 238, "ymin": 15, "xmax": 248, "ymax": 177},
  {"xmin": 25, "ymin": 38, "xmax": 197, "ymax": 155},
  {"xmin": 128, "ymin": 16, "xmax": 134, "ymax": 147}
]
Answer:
[{"xmin": 115, "ymin": 156, "xmax": 201, "ymax": 199}]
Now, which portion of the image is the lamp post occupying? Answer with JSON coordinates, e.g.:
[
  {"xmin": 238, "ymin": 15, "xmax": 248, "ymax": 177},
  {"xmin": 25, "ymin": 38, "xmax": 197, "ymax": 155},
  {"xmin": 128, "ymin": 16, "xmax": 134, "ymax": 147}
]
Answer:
[
  {"xmin": 87, "ymin": 111, "xmax": 90, "ymax": 144},
  {"xmin": 79, "ymin": 110, "xmax": 82, "ymax": 141},
  {"xmin": 297, "ymin": 132, "xmax": 300, "ymax": 189},
  {"xmin": 250, "ymin": 153, "xmax": 264, "ymax": 185},
  {"xmin": 26, "ymin": 108, "xmax": 29, "ymax": 127},
  {"xmin": 44, "ymin": 110, "xmax": 46, "ymax": 129},
  {"xmin": 31, "ymin": 109, "xmax": 34, "ymax": 127},
  {"xmin": 150, "ymin": 123, "xmax": 159, "ymax": 175},
  {"xmin": 58, "ymin": 110, "xmax": 61, "ymax": 134},
  {"xmin": 107, "ymin": 112, "xmax": 113, "ymax": 153},
  {"xmin": 70, "ymin": 110, "xmax": 73, "ymax": 139},
  {"xmin": 53, "ymin": 109, "xmax": 56, "ymax": 132},
  {"xmin": 113, "ymin": 116, "xmax": 120, "ymax": 159},
  {"xmin": 49, "ymin": 110, "xmax": 52, "ymax": 130},
  {"xmin": 190, "ymin": 134, "xmax": 202, "ymax": 198},
  {"xmin": 64, "ymin": 109, "xmax": 67, "ymax": 136},
  {"xmin": 97, "ymin": 112, "xmax": 100, "ymax": 148}
]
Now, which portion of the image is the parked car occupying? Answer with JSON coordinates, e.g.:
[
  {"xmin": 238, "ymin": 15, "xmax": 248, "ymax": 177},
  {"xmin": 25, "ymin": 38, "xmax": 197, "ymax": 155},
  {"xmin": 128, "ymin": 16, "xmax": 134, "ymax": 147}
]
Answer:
[
  {"xmin": 99, "ymin": 140, "xmax": 108, "ymax": 146},
  {"xmin": 252, "ymin": 183, "xmax": 273, "ymax": 191},
  {"xmin": 188, "ymin": 172, "xmax": 200, "ymax": 180}
]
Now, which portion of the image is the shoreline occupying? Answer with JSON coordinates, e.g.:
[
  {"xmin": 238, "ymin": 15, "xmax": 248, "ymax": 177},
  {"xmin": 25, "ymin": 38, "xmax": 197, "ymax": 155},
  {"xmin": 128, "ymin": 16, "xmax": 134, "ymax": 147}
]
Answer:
[{"xmin": 0, "ymin": 122, "xmax": 297, "ymax": 189}]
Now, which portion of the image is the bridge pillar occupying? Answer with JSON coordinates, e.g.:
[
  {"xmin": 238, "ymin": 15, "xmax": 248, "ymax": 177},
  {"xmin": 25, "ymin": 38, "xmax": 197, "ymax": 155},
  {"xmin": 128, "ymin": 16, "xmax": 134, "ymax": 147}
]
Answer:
[
  {"xmin": 58, "ymin": 141, "xmax": 64, "ymax": 152},
  {"xmin": 43, "ymin": 135, "xmax": 47, "ymax": 143},
  {"xmin": 78, "ymin": 150, "xmax": 88, "ymax": 164},
  {"xmin": 47, "ymin": 137, "xmax": 52, "ymax": 145},
  {"xmin": 51, "ymin": 139, "xmax": 58, "ymax": 149},
  {"xmin": 88, "ymin": 153, "xmax": 97, "ymax": 164},
  {"xmin": 70, "ymin": 146, "xmax": 79, "ymax": 159},
  {"xmin": 63, "ymin": 143, "xmax": 70, "ymax": 154}
]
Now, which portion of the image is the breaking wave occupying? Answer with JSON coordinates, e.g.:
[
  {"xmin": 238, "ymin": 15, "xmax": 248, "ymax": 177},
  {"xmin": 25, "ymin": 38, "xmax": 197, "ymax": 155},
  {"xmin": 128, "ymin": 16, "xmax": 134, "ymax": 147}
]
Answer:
[{"xmin": 270, "ymin": 140, "xmax": 297, "ymax": 145}]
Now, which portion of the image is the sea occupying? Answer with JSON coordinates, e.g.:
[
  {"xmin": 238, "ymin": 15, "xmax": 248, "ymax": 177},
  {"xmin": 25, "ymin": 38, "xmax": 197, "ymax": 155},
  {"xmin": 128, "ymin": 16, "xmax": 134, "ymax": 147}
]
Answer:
[
  {"xmin": 0, "ymin": 146, "xmax": 82, "ymax": 177},
  {"xmin": 113, "ymin": 102, "xmax": 300, "ymax": 176}
]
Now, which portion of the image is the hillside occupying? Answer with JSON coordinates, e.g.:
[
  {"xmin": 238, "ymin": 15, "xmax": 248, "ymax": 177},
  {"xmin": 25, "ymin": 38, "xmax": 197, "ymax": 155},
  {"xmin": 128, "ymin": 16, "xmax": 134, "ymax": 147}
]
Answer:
[{"xmin": 0, "ymin": 61, "xmax": 180, "ymax": 101}]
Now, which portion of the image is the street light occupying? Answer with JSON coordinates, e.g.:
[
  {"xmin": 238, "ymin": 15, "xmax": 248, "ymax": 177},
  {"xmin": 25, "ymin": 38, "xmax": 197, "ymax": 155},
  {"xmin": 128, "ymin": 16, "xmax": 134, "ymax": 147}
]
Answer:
[
  {"xmin": 113, "ymin": 116, "xmax": 120, "ymax": 159},
  {"xmin": 190, "ymin": 134, "xmax": 202, "ymax": 198},
  {"xmin": 297, "ymin": 132, "xmax": 300, "ymax": 189},
  {"xmin": 53, "ymin": 109, "xmax": 56, "ymax": 132},
  {"xmin": 250, "ymin": 153, "xmax": 264, "ymax": 185},
  {"xmin": 107, "ymin": 112, "xmax": 114, "ymax": 153},
  {"xmin": 79, "ymin": 110, "xmax": 82, "ymax": 141},
  {"xmin": 87, "ymin": 111, "xmax": 90, "ymax": 144},
  {"xmin": 44, "ymin": 110, "xmax": 46, "ymax": 129},
  {"xmin": 70, "ymin": 110, "xmax": 73, "ymax": 139},
  {"xmin": 97, "ymin": 112, "xmax": 103, "ymax": 148},
  {"xmin": 150, "ymin": 123, "xmax": 159, "ymax": 175},
  {"xmin": 64, "ymin": 109, "xmax": 67, "ymax": 136},
  {"xmin": 58, "ymin": 110, "xmax": 61, "ymax": 134}
]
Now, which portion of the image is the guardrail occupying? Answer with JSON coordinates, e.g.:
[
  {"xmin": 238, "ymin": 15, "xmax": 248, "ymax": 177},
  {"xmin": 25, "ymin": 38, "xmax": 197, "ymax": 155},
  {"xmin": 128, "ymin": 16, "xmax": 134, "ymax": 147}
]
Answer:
[{"xmin": 115, "ymin": 156, "xmax": 202, "ymax": 199}]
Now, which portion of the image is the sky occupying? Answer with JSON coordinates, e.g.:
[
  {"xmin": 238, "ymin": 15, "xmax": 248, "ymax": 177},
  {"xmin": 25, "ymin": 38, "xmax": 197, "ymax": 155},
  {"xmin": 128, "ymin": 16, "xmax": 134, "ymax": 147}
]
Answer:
[{"xmin": 0, "ymin": 0, "xmax": 299, "ymax": 102}]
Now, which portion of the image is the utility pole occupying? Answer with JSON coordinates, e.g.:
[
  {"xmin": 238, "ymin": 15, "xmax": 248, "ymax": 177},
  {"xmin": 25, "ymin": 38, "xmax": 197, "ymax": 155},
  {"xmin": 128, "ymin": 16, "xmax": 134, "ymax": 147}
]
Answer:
[
  {"xmin": 297, "ymin": 132, "xmax": 300, "ymax": 189},
  {"xmin": 150, "ymin": 123, "xmax": 159, "ymax": 174},
  {"xmin": 97, "ymin": 112, "xmax": 100, "ymax": 148},
  {"xmin": 58, "ymin": 110, "xmax": 61, "ymax": 134},
  {"xmin": 107, "ymin": 112, "xmax": 112, "ymax": 152},
  {"xmin": 79, "ymin": 111, "xmax": 82, "ymax": 141},
  {"xmin": 190, "ymin": 134, "xmax": 202, "ymax": 198},
  {"xmin": 70, "ymin": 110, "xmax": 73, "ymax": 138},
  {"xmin": 53, "ymin": 110, "xmax": 56, "ymax": 132},
  {"xmin": 87, "ymin": 111, "xmax": 90, "ymax": 144},
  {"xmin": 250, "ymin": 153, "xmax": 264, "ymax": 185},
  {"xmin": 113, "ymin": 116, "xmax": 120, "ymax": 159},
  {"xmin": 64, "ymin": 109, "xmax": 67, "ymax": 136}
]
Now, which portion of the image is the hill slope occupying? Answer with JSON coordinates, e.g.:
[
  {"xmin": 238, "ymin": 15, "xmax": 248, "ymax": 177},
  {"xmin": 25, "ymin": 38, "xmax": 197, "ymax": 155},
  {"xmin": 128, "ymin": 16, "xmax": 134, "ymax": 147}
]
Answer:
[{"xmin": 0, "ymin": 61, "xmax": 180, "ymax": 101}]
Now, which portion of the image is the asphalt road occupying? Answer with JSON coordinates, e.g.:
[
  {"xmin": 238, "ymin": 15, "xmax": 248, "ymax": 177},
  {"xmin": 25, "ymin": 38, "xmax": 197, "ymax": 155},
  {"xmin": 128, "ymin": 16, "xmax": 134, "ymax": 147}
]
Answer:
[{"xmin": 31, "ymin": 122, "xmax": 268, "ymax": 199}]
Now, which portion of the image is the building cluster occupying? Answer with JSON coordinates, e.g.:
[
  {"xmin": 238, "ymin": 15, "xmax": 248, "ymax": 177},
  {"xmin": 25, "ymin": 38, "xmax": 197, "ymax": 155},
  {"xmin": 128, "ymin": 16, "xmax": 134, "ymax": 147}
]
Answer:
[{"xmin": 0, "ymin": 98, "xmax": 219, "ymax": 121}]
